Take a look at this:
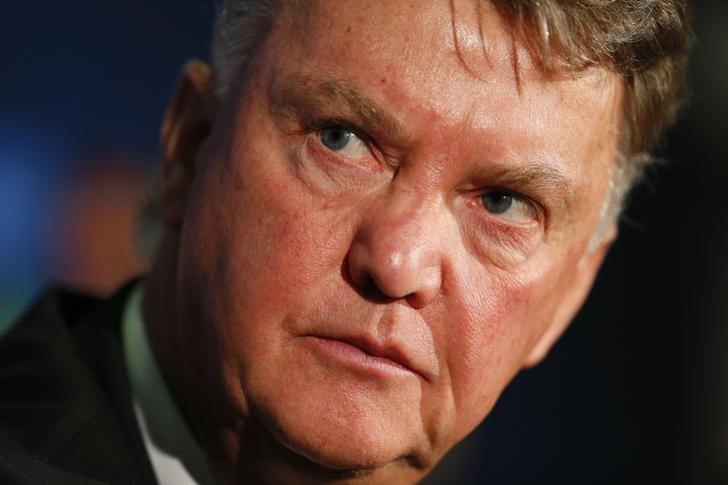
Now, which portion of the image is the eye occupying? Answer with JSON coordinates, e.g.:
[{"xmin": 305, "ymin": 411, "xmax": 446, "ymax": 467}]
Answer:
[
  {"xmin": 318, "ymin": 123, "xmax": 369, "ymax": 159},
  {"xmin": 480, "ymin": 189, "xmax": 536, "ymax": 222}
]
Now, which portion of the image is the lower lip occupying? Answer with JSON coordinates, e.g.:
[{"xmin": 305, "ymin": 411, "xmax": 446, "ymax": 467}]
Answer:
[{"xmin": 303, "ymin": 336, "xmax": 415, "ymax": 379}]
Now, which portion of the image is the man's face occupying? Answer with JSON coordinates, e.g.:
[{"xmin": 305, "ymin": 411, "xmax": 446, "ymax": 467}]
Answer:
[{"xmin": 165, "ymin": 0, "xmax": 621, "ymax": 481}]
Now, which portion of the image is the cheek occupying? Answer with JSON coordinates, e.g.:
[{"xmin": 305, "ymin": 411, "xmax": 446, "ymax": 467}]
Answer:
[
  {"xmin": 176, "ymin": 147, "xmax": 360, "ymax": 401},
  {"xmin": 437, "ymin": 260, "xmax": 566, "ymax": 429},
  {"xmin": 183, "ymin": 123, "xmax": 363, "ymax": 335}
]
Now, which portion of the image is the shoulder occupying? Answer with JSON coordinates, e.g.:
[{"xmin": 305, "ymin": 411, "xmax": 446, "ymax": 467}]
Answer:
[
  {"xmin": 0, "ymin": 283, "xmax": 155, "ymax": 485},
  {"xmin": 0, "ymin": 286, "xmax": 120, "ymax": 418},
  {"xmin": 0, "ymin": 287, "xmax": 107, "ymax": 371}
]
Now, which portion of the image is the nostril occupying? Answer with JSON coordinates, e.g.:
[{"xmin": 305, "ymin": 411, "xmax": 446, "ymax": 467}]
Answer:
[
  {"xmin": 359, "ymin": 273, "xmax": 392, "ymax": 302},
  {"xmin": 343, "ymin": 253, "xmax": 393, "ymax": 303},
  {"xmin": 405, "ymin": 282, "xmax": 439, "ymax": 309}
]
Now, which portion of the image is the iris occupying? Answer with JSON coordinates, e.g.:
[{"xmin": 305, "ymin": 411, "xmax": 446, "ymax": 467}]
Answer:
[
  {"xmin": 481, "ymin": 191, "xmax": 513, "ymax": 215},
  {"xmin": 319, "ymin": 125, "xmax": 353, "ymax": 152}
]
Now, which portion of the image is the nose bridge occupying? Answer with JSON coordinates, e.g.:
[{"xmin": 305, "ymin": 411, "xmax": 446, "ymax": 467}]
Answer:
[
  {"xmin": 370, "ymin": 185, "xmax": 435, "ymax": 255},
  {"xmin": 347, "ymin": 181, "xmax": 444, "ymax": 308}
]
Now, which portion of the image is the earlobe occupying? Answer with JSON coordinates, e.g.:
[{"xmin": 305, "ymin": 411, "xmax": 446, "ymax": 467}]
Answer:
[
  {"xmin": 524, "ymin": 224, "xmax": 618, "ymax": 367},
  {"xmin": 158, "ymin": 60, "xmax": 215, "ymax": 231}
]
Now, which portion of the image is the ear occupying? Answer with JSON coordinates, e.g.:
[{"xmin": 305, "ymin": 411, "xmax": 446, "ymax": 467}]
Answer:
[
  {"xmin": 524, "ymin": 224, "xmax": 617, "ymax": 367},
  {"xmin": 158, "ymin": 60, "xmax": 215, "ymax": 231}
]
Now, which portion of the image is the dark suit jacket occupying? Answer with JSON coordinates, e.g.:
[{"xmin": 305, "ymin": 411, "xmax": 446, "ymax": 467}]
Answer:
[{"xmin": 0, "ymin": 284, "xmax": 157, "ymax": 485}]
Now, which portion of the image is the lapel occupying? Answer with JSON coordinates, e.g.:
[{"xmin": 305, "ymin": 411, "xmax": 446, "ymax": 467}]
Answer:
[{"xmin": 0, "ymin": 282, "xmax": 157, "ymax": 485}]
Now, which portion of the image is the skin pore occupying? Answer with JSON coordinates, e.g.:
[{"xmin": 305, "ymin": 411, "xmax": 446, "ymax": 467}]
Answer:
[{"xmin": 143, "ymin": 0, "xmax": 623, "ymax": 483}]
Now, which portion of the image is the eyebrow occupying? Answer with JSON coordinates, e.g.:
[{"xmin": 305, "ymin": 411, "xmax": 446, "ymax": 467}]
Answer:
[
  {"xmin": 491, "ymin": 163, "xmax": 571, "ymax": 193},
  {"xmin": 270, "ymin": 73, "xmax": 414, "ymax": 149}
]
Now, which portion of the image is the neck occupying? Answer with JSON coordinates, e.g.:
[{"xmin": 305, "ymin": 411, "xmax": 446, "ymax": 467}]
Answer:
[
  {"xmin": 141, "ymin": 235, "xmax": 181, "ymax": 405},
  {"xmin": 141, "ymin": 235, "xmax": 223, "ymax": 478}
]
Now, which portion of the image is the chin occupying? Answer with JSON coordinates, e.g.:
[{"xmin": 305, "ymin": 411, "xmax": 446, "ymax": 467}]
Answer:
[
  {"xmin": 289, "ymin": 427, "xmax": 406, "ymax": 471},
  {"xmin": 243, "ymin": 384, "xmax": 432, "ymax": 481},
  {"xmin": 271, "ymin": 432, "xmax": 430, "ymax": 484},
  {"xmin": 271, "ymin": 404, "xmax": 415, "ymax": 468}
]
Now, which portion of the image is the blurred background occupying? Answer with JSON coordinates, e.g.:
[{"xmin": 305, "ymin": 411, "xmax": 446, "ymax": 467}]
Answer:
[{"xmin": 0, "ymin": 1, "xmax": 725, "ymax": 483}]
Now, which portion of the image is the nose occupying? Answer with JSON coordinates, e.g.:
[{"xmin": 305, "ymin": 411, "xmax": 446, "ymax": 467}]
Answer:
[{"xmin": 346, "ymin": 190, "xmax": 444, "ymax": 309}]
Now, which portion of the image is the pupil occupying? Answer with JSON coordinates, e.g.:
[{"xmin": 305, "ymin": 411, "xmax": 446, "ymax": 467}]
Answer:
[
  {"xmin": 320, "ymin": 126, "xmax": 351, "ymax": 151},
  {"xmin": 482, "ymin": 191, "xmax": 513, "ymax": 214}
]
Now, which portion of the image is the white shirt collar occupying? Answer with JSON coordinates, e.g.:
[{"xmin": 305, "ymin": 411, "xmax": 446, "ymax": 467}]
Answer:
[{"xmin": 121, "ymin": 283, "xmax": 217, "ymax": 485}]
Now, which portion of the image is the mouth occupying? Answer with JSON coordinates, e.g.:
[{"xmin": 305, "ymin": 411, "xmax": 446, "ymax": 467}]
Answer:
[{"xmin": 302, "ymin": 335, "xmax": 426, "ymax": 381}]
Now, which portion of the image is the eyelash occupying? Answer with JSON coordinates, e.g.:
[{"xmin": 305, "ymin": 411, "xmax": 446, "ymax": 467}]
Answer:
[
  {"xmin": 465, "ymin": 188, "xmax": 544, "ymax": 228},
  {"xmin": 488, "ymin": 188, "xmax": 539, "ymax": 212},
  {"xmin": 306, "ymin": 119, "xmax": 369, "ymax": 145}
]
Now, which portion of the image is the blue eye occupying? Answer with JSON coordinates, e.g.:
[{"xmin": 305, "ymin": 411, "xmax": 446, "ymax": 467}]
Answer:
[
  {"xmin": 479, "ymin": 189, "xmax": 538, "ymax": 222},
  {"xmin": 319, "ymin": 125, "xmax": 354, "ymax": 151},
  {"xmin": 481, "ymin": 191, "xmax": 513, "ymax": 215},
  {"xmin": 316, "ymin": 123, "xmax": 370, "ymax": 159}
]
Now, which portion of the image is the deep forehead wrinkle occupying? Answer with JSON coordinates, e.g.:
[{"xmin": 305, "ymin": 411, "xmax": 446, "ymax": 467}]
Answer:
[{"xmin": 271, "ymin": 72, "xmax": 415, "ymax": 148}]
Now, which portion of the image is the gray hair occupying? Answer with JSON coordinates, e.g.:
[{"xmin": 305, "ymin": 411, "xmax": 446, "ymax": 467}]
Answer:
[{"xmin": 212, "ymin": 0, "xmax": 281, "ymax": 99}]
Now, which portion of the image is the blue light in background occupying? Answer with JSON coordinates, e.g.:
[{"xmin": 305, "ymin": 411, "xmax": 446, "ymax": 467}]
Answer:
[{"xmin": 0, "ymin": 116, "xmax": 71, "ymax": 323}]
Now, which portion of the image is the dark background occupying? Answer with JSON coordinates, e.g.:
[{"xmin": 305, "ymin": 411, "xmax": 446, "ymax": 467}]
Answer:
[{"xmin": 1, "ymin": 2, "xmax": 725, "ymax": 483}]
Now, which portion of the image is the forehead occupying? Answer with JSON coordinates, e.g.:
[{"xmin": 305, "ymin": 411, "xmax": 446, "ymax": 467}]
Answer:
[
  {"xmin": 256, "ymin": 0, "xmax": 621, "ymax": 227},
  {"xmin": 277, "ymin": 0, "xmax": 617, "ymax": 94},
  {"xmin": 274, "ymin": 1, "xmax": 620, "ymax": 138}
]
